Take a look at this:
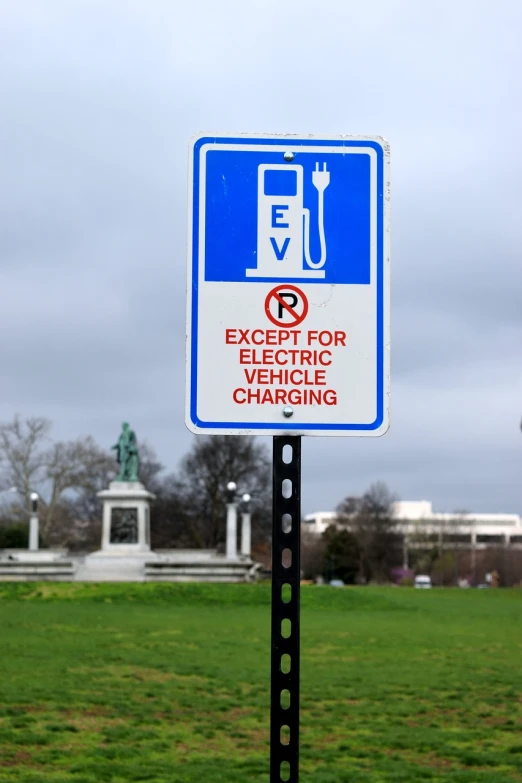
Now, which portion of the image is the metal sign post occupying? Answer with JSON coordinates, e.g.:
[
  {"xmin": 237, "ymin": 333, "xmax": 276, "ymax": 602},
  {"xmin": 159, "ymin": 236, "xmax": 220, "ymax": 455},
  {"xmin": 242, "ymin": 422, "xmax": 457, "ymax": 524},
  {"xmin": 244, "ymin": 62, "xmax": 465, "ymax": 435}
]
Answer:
[
  {"xmin": 271, "ymin": 436, "xmax": 301, "ymax": 782},
  {"xmin": 185, "ymin": 132, "xmax": 390, "ymax": 783}
]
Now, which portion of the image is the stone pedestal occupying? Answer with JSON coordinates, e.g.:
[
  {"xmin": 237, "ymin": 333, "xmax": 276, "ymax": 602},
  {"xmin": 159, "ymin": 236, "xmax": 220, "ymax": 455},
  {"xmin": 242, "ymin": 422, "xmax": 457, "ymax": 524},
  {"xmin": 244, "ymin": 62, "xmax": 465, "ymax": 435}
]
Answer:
[
  {"xmin": 29, "ymin": 514, "xmax": 39, "ymax": 551},
  {"xmin": 226, "ymin": 502, "xmax": 238, "ymax": 559},
  {"xmin": 96, "ymin": 482, "xmax": 155, "ymax": 555},
  {"xmin": 240, "ymin": 511, "xmax": 251, "ymax": 558}
]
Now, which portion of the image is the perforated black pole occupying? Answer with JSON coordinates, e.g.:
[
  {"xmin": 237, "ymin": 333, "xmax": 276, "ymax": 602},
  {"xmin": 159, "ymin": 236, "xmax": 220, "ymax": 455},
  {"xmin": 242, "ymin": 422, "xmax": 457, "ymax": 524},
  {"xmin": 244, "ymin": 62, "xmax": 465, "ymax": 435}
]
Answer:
[{"xmin": 271, "ymin": 436, "xmax": 301, "ymax": 782}]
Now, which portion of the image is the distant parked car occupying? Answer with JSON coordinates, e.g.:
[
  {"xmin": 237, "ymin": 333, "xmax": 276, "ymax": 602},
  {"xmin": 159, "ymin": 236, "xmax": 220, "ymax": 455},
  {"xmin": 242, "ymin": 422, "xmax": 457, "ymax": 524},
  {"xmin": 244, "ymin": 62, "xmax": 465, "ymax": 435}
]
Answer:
[
  {"xmin": 329, "ymin": 579, "xmax": 345, "ymax": 587},
  {"xmin": 414, "ymin": 574, "xmax": 432, "ymax": 589}
]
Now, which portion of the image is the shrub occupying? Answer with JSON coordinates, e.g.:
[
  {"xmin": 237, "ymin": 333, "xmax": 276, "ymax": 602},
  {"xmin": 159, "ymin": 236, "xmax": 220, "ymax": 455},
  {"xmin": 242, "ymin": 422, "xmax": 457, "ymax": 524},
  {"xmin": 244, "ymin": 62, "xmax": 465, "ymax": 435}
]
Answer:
[{"xmin": 0, "ymin": 523, "xmax": 29, "ymax": 549}]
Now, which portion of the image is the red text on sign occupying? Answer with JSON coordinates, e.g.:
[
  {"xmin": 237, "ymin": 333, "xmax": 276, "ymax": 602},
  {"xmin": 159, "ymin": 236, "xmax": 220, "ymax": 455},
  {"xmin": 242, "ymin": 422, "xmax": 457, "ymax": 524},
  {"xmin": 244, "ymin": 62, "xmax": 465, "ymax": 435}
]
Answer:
[
  {"xmin": 233, "ymin": 388, "xmax": 337, "ymax": 406},
  {"xmin": 225, "ymin": 328, "xmax": 301, "ymax": 346},
  {"xmin": 239, "ymin": 349, "xmax": 332, "ymax": 366},
  {"xmin": 307, "ymin": 330, "xmax": 346, "ymax": 347},
  {"xmin": 225, "ymin": 324, "xmax": 347, "ymax": 408},
  {"xmin": 243, "ymin": 369, "xmax": 326, "ymax": 385}
]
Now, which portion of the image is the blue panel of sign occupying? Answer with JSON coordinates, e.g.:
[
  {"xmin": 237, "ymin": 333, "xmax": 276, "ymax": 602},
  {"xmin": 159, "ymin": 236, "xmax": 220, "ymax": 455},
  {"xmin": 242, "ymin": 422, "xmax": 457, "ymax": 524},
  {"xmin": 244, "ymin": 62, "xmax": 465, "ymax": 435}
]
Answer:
[{"xmin": 204, "ymin": 149, "xmax": 372, "ymax": 284}]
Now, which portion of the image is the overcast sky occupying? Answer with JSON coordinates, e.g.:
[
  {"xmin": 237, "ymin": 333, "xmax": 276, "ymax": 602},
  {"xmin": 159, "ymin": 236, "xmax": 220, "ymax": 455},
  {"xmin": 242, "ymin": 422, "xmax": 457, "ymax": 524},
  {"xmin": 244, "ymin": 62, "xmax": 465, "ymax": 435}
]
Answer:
[{"xmin": 1, "ymin": 0, "xmax": 521, "ymax": 516}]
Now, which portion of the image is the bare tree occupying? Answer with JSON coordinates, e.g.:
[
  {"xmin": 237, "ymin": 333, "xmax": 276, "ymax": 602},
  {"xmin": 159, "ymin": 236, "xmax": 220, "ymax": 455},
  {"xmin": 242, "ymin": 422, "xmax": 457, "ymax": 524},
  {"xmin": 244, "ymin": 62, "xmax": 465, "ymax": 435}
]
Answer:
[
  {"xmin": 0, "ymin": 415, "xmax": 165, "ymax": 547},
  {"xmin": 0, "ymin": 415, "xmax": 50, "ymax": 511},
  {"xmin": 136, "ymin": 442, "xmax": 164, "ymax": 492},
  {"xmin": 426, "ymin": 510, "xmax": 470, "ymax": 585},
  {"xmin": 149, "ymin": 474, "xmax": 189, "ymax": 550},
  {"xmin": 407, "ymin": 521, "xmax": 439, "ymax": 576},
  {"xmin": 301, "ymin": 528, "xmax": 326, "ymax": 580},
  {"xmin": 337, "ymin": 481, "xmax": 400, "ymax": 583},
  {"xmin": 176, "ymin": 435, "xmax": 271, "ymax": 549},
  {"xmin": 42, "ymin": 436, "xmax": 116, "ymax": 538}
]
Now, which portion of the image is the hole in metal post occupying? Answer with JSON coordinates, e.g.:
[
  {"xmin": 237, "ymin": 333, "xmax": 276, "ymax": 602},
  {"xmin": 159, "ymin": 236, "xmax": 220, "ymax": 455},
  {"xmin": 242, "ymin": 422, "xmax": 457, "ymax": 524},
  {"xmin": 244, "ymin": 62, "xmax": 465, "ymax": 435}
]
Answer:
[
  {"xmin": 280, "ymin": 724, "xmax": 290, "ymax": 745},
  {"xmin": 281, "ymin": 654, "xmax": 291, "ymax": 673},
  {"xmin": 281, "ymin": 618, "xmax": 291, "ymax": 638},
  {"xmin": 281, "ymin": 583, "xmax": 291, "ymax": 603},
  {"xmin": 282, "ymin": 445, "xmax": 293, "ymax": 464},
  {"xmin": 282, "ymin": 548, "xmax": 292, "ymax": 568},
  {"xmin": 282, "ymin": 479, "xmax": 292, "ymax": 498},
  {"xmin": 281, "ymin": 689, "xmax": 291, "ymax": 709},
  {"xmin": 280, "ymin": 760, "xmax": 291, "ymax": 781},
  {"xmin": 282, "ymin": 513, "xmax": 292, "ymax": 533}
]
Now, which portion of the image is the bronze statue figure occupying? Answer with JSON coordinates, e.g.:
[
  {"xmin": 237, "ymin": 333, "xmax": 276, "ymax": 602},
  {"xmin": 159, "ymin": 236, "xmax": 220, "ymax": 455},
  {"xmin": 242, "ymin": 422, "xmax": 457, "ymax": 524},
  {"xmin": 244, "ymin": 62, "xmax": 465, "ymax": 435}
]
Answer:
[{"xmin": 112, "ymin": 422, "xmax": 139, "ymax": 482}]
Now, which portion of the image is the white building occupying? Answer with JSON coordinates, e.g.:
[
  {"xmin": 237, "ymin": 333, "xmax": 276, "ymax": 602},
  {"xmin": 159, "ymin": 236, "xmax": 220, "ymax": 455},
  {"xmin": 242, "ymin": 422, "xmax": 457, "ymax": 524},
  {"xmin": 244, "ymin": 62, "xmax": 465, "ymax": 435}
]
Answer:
[{"xmin": 303, "ymin": 501, "xmax": 522, "ymax": 548}]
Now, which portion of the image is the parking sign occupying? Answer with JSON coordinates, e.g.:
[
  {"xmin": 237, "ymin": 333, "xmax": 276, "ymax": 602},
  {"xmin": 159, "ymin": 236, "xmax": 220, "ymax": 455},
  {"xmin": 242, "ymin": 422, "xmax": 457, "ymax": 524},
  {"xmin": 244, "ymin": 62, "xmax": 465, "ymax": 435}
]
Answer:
[{"xmin": 185, "ymin": 134, "xmax": 390, "ymax": 436}]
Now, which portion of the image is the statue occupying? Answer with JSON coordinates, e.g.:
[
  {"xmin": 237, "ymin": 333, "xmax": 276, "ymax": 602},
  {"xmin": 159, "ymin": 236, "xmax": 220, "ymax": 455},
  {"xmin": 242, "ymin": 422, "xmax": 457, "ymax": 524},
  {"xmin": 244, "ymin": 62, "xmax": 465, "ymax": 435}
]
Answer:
[{"xmin": 112, "ymin": 422, "xmax": 139, "ymax": 482}]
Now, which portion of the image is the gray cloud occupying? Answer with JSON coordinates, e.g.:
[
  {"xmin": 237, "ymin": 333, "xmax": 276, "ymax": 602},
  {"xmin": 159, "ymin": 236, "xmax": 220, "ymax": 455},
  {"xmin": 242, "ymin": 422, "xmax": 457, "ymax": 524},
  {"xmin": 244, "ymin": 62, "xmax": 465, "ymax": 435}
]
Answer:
[{"xmin": 0, "ymin": 0, "xmax": 520, "ymax": 517}]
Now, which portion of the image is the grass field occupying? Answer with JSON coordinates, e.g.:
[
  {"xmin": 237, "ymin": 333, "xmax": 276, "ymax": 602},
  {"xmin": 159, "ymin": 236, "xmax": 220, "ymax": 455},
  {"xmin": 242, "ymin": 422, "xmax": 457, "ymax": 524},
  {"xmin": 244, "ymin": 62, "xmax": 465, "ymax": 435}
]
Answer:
[{"xmin": 1, "ymin": 583, "xmax": 522, "ymax": 782}]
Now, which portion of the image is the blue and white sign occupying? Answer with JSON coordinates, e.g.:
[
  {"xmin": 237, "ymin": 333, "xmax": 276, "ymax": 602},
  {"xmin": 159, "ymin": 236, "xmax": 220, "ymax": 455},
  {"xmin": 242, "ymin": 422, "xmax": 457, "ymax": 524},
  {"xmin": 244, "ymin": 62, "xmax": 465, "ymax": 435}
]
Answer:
[{"xmin": 186, "ymin": 134, "xmax": 390, "ymax": 436}]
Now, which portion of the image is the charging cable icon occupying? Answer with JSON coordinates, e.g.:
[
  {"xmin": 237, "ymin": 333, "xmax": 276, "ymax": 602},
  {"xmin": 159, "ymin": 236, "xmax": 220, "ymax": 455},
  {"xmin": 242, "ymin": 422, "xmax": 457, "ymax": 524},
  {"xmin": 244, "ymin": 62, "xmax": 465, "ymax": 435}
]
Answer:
[{"xmin": 246, "ymin": 162, "xmax": 330, "ymax": 279}]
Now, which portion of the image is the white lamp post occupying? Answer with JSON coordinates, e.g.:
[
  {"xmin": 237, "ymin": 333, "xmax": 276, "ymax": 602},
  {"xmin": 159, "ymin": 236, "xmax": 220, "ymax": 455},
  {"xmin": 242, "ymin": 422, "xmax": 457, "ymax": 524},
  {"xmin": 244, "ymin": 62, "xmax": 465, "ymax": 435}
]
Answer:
[
  {"xmin": 226, "ymin": 482, "xmax": 238, "ymax": 559},
  {"xmin": 240, "ymin": 493, "xmax": 252, "ymax": 558},
  {"xmin": 29, "ymin": 492, "xmax": 39, "ymax": 551}
]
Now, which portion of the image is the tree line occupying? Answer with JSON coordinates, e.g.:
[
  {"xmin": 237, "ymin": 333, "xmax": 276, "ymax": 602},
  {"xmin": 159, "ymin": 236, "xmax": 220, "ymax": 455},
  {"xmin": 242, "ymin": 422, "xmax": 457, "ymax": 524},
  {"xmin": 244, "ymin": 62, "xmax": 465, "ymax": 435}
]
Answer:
[
  {"xmin": 301, "ymin": 482, "xmax": 402, "ymax": 584},
  {"xmin": 1, "ymin": 415, "xmax": 517, "ymax": 586},
  {"xmin": 303, "ymin": 491, "xmax": 522, "ymax": 587},
  {"xmin": 0, "ymin": 416, "xmax": 402, "ymax": 580},
  {"xmin": 0, "ymin": 415, "xmax": 271, "ymax": 552},
  {"xmin": 0, "ymin": 415, "xmax": 404, "ymax": 582}
]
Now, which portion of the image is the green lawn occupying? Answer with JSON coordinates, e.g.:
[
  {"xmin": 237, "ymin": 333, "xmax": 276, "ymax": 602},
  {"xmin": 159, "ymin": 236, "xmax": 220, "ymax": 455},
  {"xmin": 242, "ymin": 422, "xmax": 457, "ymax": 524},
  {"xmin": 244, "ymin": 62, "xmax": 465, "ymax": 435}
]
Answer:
[{"xmin": 1, "ymin": 583, "xmax": 522, "ymax": 782}]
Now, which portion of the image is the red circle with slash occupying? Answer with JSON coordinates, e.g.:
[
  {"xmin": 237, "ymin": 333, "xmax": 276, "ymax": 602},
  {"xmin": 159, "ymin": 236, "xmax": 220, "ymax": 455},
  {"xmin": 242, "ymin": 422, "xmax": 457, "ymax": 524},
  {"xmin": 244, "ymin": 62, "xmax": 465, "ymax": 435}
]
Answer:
[{"xmin": 264, "ymin": 285, "xmax": 309, "ymax": 328}]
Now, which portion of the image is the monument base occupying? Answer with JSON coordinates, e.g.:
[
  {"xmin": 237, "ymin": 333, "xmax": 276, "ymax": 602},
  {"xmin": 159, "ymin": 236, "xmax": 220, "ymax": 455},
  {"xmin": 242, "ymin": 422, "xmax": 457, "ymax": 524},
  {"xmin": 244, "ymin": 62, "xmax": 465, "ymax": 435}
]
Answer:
[
  {"xmin": 97, "ymin": 481, "xmax": 155, "ymax": 555},
  {"xmin": 77, "ymin": 551, "xmax": 159, "ymax": 582},
  {"xmin": 144, "ymin": 553, "xmax": 260, "ymax": 583},
  {"xmin": 76, "ymin": 550, "xmax": 261, "ymax": 583},
  {"xmin": 0, "ymin": 550, "xmax": 75, "ymax": 580}
]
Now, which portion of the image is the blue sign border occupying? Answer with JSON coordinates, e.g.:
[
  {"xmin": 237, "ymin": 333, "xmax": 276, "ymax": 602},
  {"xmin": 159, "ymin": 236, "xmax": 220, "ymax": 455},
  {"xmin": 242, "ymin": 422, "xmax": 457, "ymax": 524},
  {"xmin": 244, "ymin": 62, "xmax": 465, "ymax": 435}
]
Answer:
[{"xmin": 189, "ymin": 136, "xmax": 385, "ymax": 432}]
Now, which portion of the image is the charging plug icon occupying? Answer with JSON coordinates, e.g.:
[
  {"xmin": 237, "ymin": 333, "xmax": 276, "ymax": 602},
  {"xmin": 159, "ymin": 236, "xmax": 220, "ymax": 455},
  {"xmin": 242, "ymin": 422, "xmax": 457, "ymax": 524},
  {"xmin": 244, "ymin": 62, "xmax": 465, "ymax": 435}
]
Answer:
[
  {"xmin": 304, "ymin": 163, "xmax": 330, "ymax": 271},
  {"xmin": 246, "ymin": 161, "xmax": 330, "ymax": 279},
  {"xmin": 312, "ymin": 161, "xmax": 330, "ymax": 191}
]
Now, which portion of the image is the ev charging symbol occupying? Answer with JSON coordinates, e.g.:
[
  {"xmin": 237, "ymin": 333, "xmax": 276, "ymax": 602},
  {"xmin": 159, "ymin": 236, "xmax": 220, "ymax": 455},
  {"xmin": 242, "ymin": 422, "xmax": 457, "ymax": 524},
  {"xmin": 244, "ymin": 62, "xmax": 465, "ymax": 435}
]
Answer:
[{"xmin": 246, "ymin": 162, "xmax": 330, "ymax": 280}]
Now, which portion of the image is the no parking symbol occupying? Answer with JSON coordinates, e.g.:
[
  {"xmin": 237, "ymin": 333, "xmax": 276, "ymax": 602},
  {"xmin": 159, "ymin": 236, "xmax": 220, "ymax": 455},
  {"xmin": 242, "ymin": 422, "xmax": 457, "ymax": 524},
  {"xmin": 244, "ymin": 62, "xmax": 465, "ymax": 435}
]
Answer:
[{"xmin": 264, "ymin": 285, "xmax": 308, "ymax": 328}]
